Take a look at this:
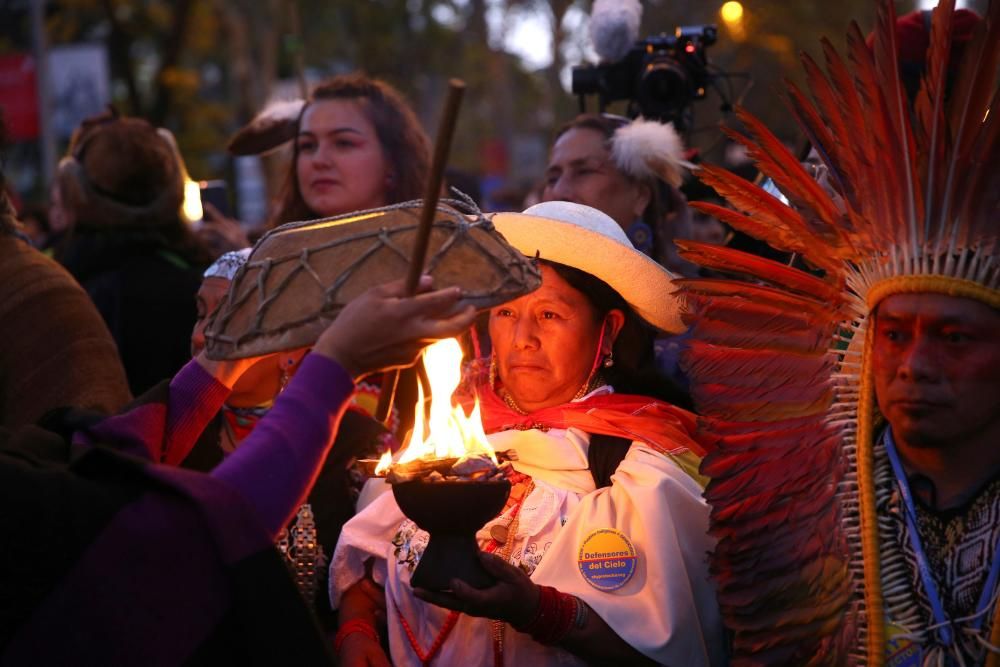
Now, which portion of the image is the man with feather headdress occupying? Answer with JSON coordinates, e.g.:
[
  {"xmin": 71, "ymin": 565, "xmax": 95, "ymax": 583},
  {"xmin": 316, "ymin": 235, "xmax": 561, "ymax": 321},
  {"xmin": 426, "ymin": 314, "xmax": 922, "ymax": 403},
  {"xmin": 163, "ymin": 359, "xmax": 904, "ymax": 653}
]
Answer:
[{"xmin": 674, "ymin": 0, "xmax": 1000, "ymax": 664}]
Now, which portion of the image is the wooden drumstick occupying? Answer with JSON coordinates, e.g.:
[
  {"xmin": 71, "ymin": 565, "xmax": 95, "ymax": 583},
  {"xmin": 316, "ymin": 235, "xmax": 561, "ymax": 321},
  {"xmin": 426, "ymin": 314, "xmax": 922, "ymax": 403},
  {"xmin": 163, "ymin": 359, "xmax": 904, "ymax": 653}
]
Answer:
[{"xmin": 375, "ymin": 79, "xmax": 466, "ymax": 427}]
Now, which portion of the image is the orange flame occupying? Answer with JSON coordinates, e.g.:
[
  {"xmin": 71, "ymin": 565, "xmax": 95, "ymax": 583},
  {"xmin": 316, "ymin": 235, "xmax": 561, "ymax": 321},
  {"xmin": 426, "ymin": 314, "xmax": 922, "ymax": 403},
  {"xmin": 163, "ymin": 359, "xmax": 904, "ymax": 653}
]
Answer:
[{"xmin": 375, "ymin": 337, "xmax": 494, "ymax": 475}]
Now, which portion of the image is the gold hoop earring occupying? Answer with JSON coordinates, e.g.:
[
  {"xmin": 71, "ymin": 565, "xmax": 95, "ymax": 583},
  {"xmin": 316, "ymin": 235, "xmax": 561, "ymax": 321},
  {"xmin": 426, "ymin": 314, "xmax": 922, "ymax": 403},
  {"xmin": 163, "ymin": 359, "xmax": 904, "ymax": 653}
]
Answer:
[{"xmin": 602, "ymin": 352, "xmax": 614, "ymax": 369}]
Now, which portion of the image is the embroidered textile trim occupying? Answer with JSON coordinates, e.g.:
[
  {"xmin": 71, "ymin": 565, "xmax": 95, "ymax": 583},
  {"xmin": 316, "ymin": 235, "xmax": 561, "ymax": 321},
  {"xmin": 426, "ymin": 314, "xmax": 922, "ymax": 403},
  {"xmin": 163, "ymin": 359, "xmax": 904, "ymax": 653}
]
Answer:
[{"xmin": 875, "ymin": 435, "xmax": 1000, "ymax": 666}]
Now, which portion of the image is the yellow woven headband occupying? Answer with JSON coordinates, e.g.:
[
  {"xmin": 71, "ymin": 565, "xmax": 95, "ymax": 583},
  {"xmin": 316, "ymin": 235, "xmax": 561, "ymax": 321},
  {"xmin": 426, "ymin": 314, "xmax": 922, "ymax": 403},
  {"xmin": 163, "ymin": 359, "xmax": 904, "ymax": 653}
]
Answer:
[{"xmin": 867, "ymin": 275, "xmax": 1000, "ymax": 312}]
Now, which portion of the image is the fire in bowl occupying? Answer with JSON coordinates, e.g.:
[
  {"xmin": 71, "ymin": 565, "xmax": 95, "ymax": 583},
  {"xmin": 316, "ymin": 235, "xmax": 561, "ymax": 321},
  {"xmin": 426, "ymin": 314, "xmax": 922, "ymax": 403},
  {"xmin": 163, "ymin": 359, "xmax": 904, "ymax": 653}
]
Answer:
[{"xmin": 375, "ymin": 337, "xmax": 514, "ymax": 590}]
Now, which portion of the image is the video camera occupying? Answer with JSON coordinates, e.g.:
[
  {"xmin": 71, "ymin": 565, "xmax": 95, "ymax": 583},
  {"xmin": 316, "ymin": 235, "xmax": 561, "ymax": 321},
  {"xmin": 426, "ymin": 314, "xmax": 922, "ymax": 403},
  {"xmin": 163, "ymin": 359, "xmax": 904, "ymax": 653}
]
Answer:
[{"xmin": 571, "ymin": 25, "xmax": 718, "ymax": 130}]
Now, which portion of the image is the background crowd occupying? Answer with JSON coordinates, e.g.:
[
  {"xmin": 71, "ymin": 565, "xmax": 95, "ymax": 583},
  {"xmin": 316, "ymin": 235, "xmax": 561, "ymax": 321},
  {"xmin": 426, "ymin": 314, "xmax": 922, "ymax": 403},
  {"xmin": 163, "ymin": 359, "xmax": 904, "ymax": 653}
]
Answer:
[{"xmin": 0, "ymin": 0, "xmax": 997, "ymax": 665}]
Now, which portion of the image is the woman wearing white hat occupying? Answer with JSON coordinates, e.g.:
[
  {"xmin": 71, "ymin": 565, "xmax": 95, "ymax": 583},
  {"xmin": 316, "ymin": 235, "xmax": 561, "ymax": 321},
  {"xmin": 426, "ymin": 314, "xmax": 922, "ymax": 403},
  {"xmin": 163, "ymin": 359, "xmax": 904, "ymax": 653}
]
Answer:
[{"xmin": 332, "ymin": 202, "xmax": 725, "ymax": 666}]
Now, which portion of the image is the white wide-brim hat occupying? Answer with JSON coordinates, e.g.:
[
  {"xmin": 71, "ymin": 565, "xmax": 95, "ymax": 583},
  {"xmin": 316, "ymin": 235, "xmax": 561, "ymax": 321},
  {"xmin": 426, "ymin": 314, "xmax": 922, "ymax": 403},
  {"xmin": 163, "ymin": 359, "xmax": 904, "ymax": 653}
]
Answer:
[{"xmin": 489, "ymin": 201, "xmax": 684, "ymax": 334}]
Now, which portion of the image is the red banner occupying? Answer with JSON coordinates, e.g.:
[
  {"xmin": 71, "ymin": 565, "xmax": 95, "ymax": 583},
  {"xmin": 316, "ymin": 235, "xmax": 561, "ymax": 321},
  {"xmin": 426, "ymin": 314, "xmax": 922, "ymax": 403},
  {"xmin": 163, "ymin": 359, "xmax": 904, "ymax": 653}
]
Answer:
[{"xmin": 0, "ymin": 53, "xmax": 40, "ymax": 141}]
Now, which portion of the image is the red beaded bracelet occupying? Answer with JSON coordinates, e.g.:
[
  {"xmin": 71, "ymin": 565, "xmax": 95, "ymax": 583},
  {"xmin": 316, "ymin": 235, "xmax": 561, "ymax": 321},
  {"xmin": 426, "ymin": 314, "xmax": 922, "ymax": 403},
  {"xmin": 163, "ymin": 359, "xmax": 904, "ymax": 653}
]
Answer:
[
  {"xmin": 334, "ymin": 618, "xmax": 380, "ymax": 654},
  {"xmin": 514, "ymin": 585, "xmax": 579, "ymax": 644}
]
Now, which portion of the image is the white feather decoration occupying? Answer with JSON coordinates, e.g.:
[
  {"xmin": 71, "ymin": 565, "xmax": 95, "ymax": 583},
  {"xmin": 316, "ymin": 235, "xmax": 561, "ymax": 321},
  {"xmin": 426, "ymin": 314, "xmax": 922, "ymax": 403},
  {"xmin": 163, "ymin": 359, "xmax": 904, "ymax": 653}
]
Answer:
[
  {"xmin": 610, "ymin": 118, "xmax": 692, "ymax": 188},
  {"xmin": 590, "ymin": 0, "xmax": 643, "ymax": 63}
]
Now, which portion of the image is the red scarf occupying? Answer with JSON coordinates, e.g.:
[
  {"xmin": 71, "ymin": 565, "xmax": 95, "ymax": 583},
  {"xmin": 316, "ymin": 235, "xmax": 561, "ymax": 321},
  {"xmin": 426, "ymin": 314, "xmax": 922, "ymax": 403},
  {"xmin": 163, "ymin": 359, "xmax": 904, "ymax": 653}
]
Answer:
[{"xmin": 462, "ymin": 382, "xmax": 705, "ymax": 458}]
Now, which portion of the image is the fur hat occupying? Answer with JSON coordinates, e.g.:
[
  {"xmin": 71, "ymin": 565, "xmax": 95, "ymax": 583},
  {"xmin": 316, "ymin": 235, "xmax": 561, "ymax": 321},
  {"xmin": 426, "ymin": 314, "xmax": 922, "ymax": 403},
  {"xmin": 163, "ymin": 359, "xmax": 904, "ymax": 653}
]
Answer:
[{"xmin": 55, "ymin": 109, "xmax": 188, "ymax": 228}]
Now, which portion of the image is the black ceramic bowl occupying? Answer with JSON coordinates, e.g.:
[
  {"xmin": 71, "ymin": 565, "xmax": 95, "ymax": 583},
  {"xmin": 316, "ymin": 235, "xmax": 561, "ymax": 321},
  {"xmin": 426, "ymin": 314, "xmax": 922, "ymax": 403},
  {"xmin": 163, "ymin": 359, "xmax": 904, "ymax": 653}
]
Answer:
[{"xmin": 392, "ymin": 479, "xmax": 511, "ymax": 590}]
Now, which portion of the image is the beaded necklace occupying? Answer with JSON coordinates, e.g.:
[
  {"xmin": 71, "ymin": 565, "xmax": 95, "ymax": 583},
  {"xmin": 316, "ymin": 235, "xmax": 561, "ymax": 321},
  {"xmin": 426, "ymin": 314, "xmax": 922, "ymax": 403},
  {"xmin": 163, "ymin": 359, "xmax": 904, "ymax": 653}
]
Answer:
[{"xmin": 487, "ymin": 480, "xmax": 536, "ymax": 667}]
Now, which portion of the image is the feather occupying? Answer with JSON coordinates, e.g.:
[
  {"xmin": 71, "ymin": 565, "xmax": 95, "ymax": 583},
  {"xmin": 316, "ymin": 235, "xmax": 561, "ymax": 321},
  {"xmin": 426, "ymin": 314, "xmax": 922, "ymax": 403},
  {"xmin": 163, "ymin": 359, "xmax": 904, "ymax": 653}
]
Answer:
[
  {"xmin": 692, "ymin": 389, "xmax": 832, "ymax": 423},
  {"xmin": 712, "ymin": 483, "xmax": 843, "ymax": 542},
  {"xmin": 712, "ymin": 528, "xmax": 841, "ymax": 579},
  {"xmin": 688, "ymin": 180, "xmax": 842, "ymax": 273},
  {"xmin": 914, "ymin": 0, "xmax": 955, "ymax": 254},
  {"xmin": 947, "ymin": 0, "xmax": 1000, "ymax": 159},
  {"xmin": 683, "ymin": 340, "xmax": 835, "ymax": 422},
  {"xmin": 874, "ymin": 0, "xmax": 922, "ymax": 253},
  {"xmin": 798, "ymin": 51, "xmax": 854, "ymax": 180},
  {"xmin": 610, "ymin": 118, "xmax": 692, "ymax": 187},
  {"xmin": 675, "ymin": 277, "xmax": 832, "ymax": 317},
  {"xmin": 687, "ymin": 201, "xmax": 814, "ymax": 265},
  {"xmin": 955, "ymin": 85, "xmax": 1000, "ymax": 252},
  {"xmin": 227, "ymin": 98, "xmax": 305, "ymax": 156},
  {"xmin": 819, "ymin": 36, "xmax": 873, "ymax": 219},
  {"xmin": 720, "ymin": 122, "xmax": 849, "ymax": 253},
  {"xmin": 846, "ymin": 20, "xmax": 899, "ymax": 249},
  {"xmin": 730, "ymin": 590, "xmax": 849, "ymax": 639},
  {"xmin": 674, "ymin": 239, "xmax": 843, "ymax": 301},
  {"xmin": 692, "ymin": 377, "xmax": 832, "ymax": 410},
  {"xmin": 701, "ymin": 423, "xmax": 838, "ymax": 466},
  {"xmin": 700, "ymin": 418, "xmax": 836, "ymax": 455},
  {"xmin": 706, "ymin": 442, "xmax": 837, "ymax": 511},
  {"xmin": 712, "ymin": 524, "xmax": 840, "ymax": 576},
  {"xmin": 685, "ymin": 295, "xmax": 830, "ymax": 333},
  {"xmin": 686, "ymin": 312, "xmax": 830, "ymax": 355},
  {"xmin": 717, "ymin": 554, "xmax": 847, "ymax": 610},
  {"xmin": 942, "ymin": 0, "xmax": 1000, "ymax": 253},
  {"xmin": 684, "ymin": 297, "xmax": 835, "ymax": 355},
  {"xmin": 699, "ymin": 413, "xmax": 824, "ymax": 436},
  {"xmin": 684, "ymin": 341, "xmax": 832, "ymax": 387}
]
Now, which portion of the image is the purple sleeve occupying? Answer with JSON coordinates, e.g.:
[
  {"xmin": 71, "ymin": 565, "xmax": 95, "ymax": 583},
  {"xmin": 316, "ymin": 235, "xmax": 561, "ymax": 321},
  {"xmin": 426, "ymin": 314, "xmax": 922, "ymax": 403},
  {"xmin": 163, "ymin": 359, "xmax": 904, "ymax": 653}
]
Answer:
[
  {"xmin": 162, "ymin": 361, "xmax": 232, "ymax": 464},
  {"xmin": 210, "ymin": 353, "xmax": 356, "ymax": 538},
  {"xmin": 74, "ymin": 359, "xmax": 230, "ymax": 464}
]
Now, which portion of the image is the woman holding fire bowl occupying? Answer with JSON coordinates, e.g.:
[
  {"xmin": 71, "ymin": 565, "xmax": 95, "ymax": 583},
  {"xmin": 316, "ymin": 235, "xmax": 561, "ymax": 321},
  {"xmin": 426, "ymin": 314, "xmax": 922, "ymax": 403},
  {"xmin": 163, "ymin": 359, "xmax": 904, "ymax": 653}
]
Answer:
[{"xmin": 331, "ymin": 201, "xmax": 725, "ymax": 666}]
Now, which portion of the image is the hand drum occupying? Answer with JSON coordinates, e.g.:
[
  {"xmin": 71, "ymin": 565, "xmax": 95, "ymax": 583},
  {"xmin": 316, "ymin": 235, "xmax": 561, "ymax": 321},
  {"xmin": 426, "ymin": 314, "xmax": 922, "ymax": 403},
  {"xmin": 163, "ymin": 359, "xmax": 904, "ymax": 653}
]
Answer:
[{"xmin": 203, "ymin": 201, "xmax": 540, "ymax": 360}]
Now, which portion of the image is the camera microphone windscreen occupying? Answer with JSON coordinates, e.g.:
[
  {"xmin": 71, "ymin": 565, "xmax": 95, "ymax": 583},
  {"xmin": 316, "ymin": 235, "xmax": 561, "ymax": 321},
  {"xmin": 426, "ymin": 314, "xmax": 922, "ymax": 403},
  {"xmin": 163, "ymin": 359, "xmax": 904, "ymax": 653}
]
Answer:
[{"xmin": 590, "ymin": 0, "xmax": 643, "ymax": 63}]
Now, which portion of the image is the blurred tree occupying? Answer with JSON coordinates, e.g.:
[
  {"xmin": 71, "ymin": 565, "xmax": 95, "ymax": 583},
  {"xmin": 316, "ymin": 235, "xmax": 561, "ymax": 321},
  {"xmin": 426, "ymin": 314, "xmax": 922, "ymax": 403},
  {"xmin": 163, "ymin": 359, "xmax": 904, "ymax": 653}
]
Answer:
[{"xmin": 4, "ymin": 0, "xmax": 989, "ymax": 205}]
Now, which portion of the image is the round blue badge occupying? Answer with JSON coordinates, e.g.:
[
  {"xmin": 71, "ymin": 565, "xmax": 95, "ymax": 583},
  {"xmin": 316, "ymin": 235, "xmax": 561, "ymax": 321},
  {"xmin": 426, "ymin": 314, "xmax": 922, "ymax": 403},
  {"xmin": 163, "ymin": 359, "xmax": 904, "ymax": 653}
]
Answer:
[{"xmin": 577, "ymin": 528, "xmax": 637, "ymax": 591}]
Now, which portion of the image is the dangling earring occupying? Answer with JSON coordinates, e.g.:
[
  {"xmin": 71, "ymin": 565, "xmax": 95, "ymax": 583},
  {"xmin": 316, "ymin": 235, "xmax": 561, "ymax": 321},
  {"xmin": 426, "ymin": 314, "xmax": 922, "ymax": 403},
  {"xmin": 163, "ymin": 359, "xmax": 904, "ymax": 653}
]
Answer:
[
  {"xmin": 488, "ymin": 352, "xmax": 498, "ymax": 391},
  {"xmin": 278, "ymin": 356, "xmax": 296, "ymax": 393},
  {"xmin": 603, "ymin": 352, "xmax": 615, "ymax": 369}
]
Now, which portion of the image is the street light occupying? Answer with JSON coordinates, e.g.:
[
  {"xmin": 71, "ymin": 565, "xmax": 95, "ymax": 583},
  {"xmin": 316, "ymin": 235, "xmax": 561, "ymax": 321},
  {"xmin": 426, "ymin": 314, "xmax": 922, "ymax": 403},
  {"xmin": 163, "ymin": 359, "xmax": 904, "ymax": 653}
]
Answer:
[
  {"xmin": 720, "ymin": 1, "xmax": 744, "ymax": 24},
  {"xmin": 720, "ymin": 1, "xmax": 746, "ymax": 41}
]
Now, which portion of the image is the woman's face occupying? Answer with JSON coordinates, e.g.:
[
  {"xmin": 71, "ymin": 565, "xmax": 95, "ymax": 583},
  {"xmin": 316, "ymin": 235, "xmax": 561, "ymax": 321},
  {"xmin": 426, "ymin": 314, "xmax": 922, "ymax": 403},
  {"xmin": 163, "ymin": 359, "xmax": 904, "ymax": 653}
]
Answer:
[
  {"xmin": 192, "ymin": 277, "xmax": 230, "ymax": 357},
  {"xmin": 191, "ymin": 276, "xmax": 306, "ymax": 406},
  {"xmin": 490, "ymin": 264, "xmax": 618, "ymax": 412},
  {"xmin": 542, "ymin": 127, "xmax": 649, "ymax": 230},
  {"xmin": 296, "ymin": 99, "xmax": 390, "ymax": 217}
]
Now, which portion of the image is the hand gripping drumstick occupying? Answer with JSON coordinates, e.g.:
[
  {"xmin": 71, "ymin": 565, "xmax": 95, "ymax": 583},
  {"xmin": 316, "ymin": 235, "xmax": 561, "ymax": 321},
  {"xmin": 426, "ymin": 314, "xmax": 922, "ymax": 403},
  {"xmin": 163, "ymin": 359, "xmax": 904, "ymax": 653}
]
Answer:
[{"xmin": 375, "ymin": 79, "xmax": 466, "ymax": 427}]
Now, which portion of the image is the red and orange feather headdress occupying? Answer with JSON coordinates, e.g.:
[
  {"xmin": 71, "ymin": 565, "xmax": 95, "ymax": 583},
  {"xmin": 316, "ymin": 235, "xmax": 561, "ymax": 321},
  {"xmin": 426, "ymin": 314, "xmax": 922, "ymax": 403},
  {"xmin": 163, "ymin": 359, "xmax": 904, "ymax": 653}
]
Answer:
[{"xmin": 678, "ymin": 0, "xmax": 999, "ymax": 664}]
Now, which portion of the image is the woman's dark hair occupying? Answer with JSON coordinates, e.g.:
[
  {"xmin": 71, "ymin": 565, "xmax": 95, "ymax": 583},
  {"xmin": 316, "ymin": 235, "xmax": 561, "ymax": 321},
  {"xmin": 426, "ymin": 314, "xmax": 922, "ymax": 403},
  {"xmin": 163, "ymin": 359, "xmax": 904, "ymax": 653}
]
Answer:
[
  {"xmin": 545, "ymin": 260, "xmax": 692, "ymax": 410},
  {"xmin": 552, "ymin": 114, "xmax": 679, "ymax": 263},
  {"xmin": 271, "ymin": 72, "xmax": 431, "ymax": 226}
]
